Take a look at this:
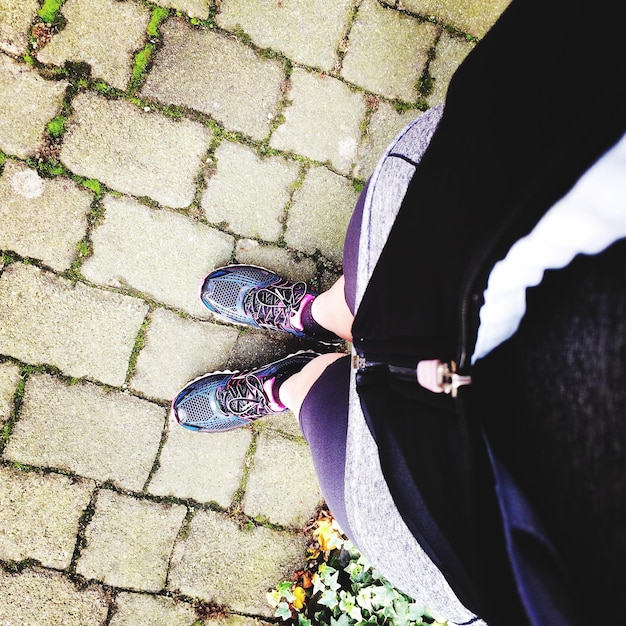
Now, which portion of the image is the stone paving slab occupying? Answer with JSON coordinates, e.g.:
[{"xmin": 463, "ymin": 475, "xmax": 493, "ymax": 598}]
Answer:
[
  {"xmin": 148, "ymin": 423, "xmax": 251, "ymax": 507},
  {"xmin": 36, "ymin": 0, "xmax": 151, "ymax": 90},
  {"xmin": 0, "ymin": 53, "xmax": 67, "ymax": 159},
  {"xmin": 395, "ymin": 0, "xmax": 511, "ymax": 38},
  {"xmin": 111, "ymin": 610, "xmax": 274, "ymax": 626},
  {"xmin": 285, "ymin": 165, "xmax": 359, "ymax": 264},
  {"xmin": 0, "ymin": 263, "xmax": 148, "ymax": 386},
  {"xmin": 341, "ymin": 0, "xmax": 439, "ymax": 102},
  {"xmin": 223, "ymin": 328, "xmax": 301, "ymax": 372},
  {"xmin": 0, "ymin": 0, "xmax": 40, "ymax": 56},
  {"xmin": 168, "ymin": 508, "xmax": 307, "ymax": 616},
  {"xmin": 213, "ymin": 617, "xmax": 272, "ymax": 626},
  {"xmin": 263, "ymin": 409, "xmax": 306, "ymax": 440},
  {"xmin": 216, "ymin": 0, "xmax": 354, "ymax": 72},
  {"xmin": 243, "ymin": 428, "xmax": 323, "ymax": 528},
  {"xmin": 354, "ymin": 100, "xmax": 418, "ymax": 178},
  {"xmin": 82, "ymin": 195, "xmax": 234, "ymax": 318},
  {"xmin": 0, "ymin": 160, "xmax": 92, "ymax": 271},
  {"xmin": 0, "ymin": 568, "xmax": 109, "ymax": 625},
  {"xmin": 141, "ymin": 18, "xmax": 284, "ymax": 142},
  {"xmin": 202, "ymin": 141, "xmax": 300, "ymax": 241},
  {"xmin": 233, "ymin": 240, "xmax": 317, "ymax": 285},
  {"xmin": 270, "ymin": 68, "xmax": 366, "ymax": 174},
  {"xmin": 4, "ymin": 373, "xmax": 164, "ymax": 492},
  {"xmin": 426, "ymin": 30, "xmax": 474, "ymax": 106},
  {"xmin": 76, "ymin": 489, "xmax": 187, "ymax": 592},
  {"xmin": 151, "ymin": 0, "xmax": 210, "ymax": 20},
  {"xmin": 60, "ymin": 92, "xmax": 213, "ymax": 208},
  {"xmin": 130, "ymin": 308, "xmax": 239, "ymax": 402},
  {"xmin": 110, "ymin": 591, "xmax": 200, "ymax": 626},
  {"xmin": 0, "ymin": 360, "xmax": 19, "ymax": 424},
  {"xmin": 0, "ymin": 466, "xmax": 94, "ymax": 569}
]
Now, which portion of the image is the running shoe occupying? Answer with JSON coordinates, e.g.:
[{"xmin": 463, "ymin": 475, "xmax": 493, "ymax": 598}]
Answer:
[
  {"xmin": 171, "ymin": 351, "xmax": 319, "ymax": 432},
  {"xmin": 200, "ymin": 264, "xmax": 339, "ymax": 342}
]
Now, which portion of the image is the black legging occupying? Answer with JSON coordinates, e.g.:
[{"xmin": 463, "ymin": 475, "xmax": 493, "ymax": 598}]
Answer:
[{"xmin": 296, "ymin": 179, "xmax": 367, "ymax": 539}]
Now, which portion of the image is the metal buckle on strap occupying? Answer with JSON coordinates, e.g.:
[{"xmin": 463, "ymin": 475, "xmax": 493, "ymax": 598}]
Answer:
[{"xmin": 436, "ymin": 361, "xmax": 472, "ymax": 397}]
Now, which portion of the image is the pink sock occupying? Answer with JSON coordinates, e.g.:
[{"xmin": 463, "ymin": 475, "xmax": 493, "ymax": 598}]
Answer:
[{"xmin": 263, "ymin": 377, "xmax": 286, "ymax": 412}]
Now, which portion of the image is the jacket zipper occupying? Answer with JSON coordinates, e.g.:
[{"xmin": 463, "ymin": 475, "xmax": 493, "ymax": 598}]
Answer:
[{"xmin": 353, "ymin": 352, "xmax": 471, "ymax": 397}]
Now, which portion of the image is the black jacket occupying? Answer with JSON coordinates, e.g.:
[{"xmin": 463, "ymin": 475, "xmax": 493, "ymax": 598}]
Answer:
[{"xmin": 351, "ymin": 0, "xmax": 626, "ymax": 623}]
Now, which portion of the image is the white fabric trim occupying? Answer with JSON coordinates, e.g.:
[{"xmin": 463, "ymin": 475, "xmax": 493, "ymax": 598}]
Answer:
[{"xmin": 472, "ymin": 131, "xmax": 626, "ymax": 363}]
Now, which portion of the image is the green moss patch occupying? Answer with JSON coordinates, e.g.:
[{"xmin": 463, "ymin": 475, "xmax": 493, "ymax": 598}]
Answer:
[{"xmin": 38, "ymin": 0, "xmax": 64, "ymax": 24}]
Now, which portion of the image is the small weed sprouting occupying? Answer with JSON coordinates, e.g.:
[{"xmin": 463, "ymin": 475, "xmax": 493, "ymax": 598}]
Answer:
[
  {"xmin": 80, "ymin": 178, "xmax": 102, "ymax": 198},
  {"xmin": 393, "ymin": 100, "xmax": 414, "ymax": 114},
  {"xmin": 1, "ymin": 251, "xmax": 18, "ymax": 266},
  {"xmin": 352, "ymin": 179, "xmax": 365, "ymax": 193},
  {"xmin": 76, "ymin": 239, "xmax": 90, "ymax": 258},
  {"xmin": 418, "ymin": 74, "xmax": 434, "ymax": 98},
  {"xmin": 125, "ymin": 314, "xmax": 151, "ymax": 383}
]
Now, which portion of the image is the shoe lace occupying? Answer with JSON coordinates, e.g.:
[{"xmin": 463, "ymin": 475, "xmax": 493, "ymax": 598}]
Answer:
[
  {"xmin": 246, "ymin": 279, "xmax": 307, "ymax": 331},
  {"xmin": 215, "ymin": 373, "xmax": 270, "ymax": 418}
]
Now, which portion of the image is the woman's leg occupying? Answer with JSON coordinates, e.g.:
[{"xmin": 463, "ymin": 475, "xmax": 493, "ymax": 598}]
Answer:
[
  {"xmin": 311, "ymin": 276, "xmax": 354, "ymax": 342},
  {"xmin": 279, "ymin": 352, "xmax": 346, "ymax": 417}
]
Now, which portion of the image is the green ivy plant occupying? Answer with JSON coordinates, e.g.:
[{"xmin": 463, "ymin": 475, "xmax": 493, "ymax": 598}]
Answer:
[{"xmin": 268, "ymin": 513, "xmax": 448, "ymax": 626}]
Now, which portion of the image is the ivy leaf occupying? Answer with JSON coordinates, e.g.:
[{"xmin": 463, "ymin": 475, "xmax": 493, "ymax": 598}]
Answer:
[
  {"xmin": 322, "ymin": 569, "xmax": 341, "ymax": 592},
  {"xmin": 275, "ymin": 602, "xmax": 293, "ymax": 621},
  {"xmin": 356, "ymin": 587, "xmax": 374, "ymax": 612},
  {"xmin": 382, "ymin": 602, "xmax": 398, "ymax": 620},
  {"xmin": 329, "ymin": 614, "xmax": 351, "ymax": 626},
  {"xmin": 393, "ymin": 597, "xmax": 411, "ymax": 623},
  {"xmin": 370, "ymin": 584, "xmax": 398, "ymax": 608},
  {"xmin": 267, "ymin": 590, "xmax": 281, "ymax": 608},
  {"xmin": 406, "ymin": 602, "xmax": 427, "ymax": 622},
  {"xmin": 319, "ymin": 589, "xmax": 340, "ymax": 610},
  {"xmin": 312, "ymin": 572, "xmax": 326, "ymax": 595},
  {"xmin": 338, "ymin": 589, "xmax": 356, "ymax": 614},
  {"xmin": 298, "ymin": 615, "xmax": 312, "ymax": 626},
  {"xmin": 277, "ymin": 581, "xmax": 296, "ymax": 602}
]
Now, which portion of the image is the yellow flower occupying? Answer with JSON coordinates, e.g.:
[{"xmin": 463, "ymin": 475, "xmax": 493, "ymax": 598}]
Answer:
[{"xmin": 293, "ymin": 586, "xmax": 306, "ymax": 610}]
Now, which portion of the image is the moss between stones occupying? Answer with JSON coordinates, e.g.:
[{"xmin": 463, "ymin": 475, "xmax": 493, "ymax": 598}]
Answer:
[
  {"xmin": 38, "ymin": 0, "xmax": 65, "ymax": 25},
  {"xmin": 125, "ymin": 314, "xmax": 152, "ymax": 384},
  {"xmin": 46, "ymin": 115, "xmax": 67, "ymax": 139},
  {"xmin": 147, "ymin": 6, "xmax": 170, "ymax": 37},
  {"xmin": 129, "ymin": 43, "xmax": 155, "ymax": 93}
]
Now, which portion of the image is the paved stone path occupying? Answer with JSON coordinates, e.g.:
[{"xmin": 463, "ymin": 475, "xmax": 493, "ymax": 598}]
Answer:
[{"xmin": 0, "ymin": 0, "xmax": 508, "ymax": 624}]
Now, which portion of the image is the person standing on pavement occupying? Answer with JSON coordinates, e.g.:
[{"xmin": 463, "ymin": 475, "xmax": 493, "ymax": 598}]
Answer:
[{"xmin": 171, "ymin": 0, "xmax": 626, "ymax": 623}]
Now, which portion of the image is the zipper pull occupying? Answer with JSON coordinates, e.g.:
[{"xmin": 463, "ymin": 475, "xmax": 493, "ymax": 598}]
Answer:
[
  {"xmin": 352, "ymin": 354, "xmax": 367, "ymax": 370},
  {"xmin": 436, "ymin": 360, "xmax": 472, "ymax": 397}
]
